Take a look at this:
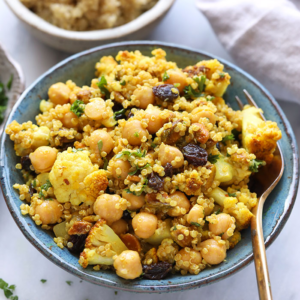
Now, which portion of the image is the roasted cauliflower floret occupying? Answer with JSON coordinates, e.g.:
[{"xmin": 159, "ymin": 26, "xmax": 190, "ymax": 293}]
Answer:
[
  {"xmin": 49, "ymin": 150, "xmax": 107, "ymax": 205},
  {"xmin": 242, "ymin": 106, "xmax": 282, "ymax": 164},
  {"xmin": 79, "ymin": 219, "xmax": 128, "ymax": 268}
]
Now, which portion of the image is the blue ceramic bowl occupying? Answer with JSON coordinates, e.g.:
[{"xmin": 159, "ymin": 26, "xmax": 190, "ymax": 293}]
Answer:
[{"xmin": 0, "ymin": 41, "xmax": 298, "ymax": 293}]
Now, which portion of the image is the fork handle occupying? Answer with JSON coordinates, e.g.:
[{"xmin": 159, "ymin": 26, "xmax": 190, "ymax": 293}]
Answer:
[{"xmin": 251, "ymin": 205, "xmax": 273, "ymax": 300}]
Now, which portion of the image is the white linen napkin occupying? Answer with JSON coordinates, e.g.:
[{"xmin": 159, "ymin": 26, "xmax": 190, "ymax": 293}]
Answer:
[{"xmin": 196, "ymin": 0, "xmax": 300, "ymax": 102}]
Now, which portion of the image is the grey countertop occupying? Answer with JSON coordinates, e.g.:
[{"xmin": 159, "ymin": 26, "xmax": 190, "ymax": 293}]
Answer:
[{"xmin": 0, "ymin": 0, "xmax": 299, "ymax": 299}]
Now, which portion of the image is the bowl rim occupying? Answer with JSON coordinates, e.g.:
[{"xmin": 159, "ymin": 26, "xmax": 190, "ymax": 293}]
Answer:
[
  {"xmin": 0, "ymin": 41, "xmax": 299, "ymax": 293},
  {"xmin": 4, "ymin": 0, "xmax": 175, "ymax": 41}
]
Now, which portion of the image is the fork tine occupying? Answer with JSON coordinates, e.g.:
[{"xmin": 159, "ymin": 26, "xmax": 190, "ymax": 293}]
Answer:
[
  {"xmin": 243, "ymin": 89, "xmax": 266, "ymax": 121},
  {"xmin": 235, "ymin": 96, "xmax": 244, "ymax": 110}
]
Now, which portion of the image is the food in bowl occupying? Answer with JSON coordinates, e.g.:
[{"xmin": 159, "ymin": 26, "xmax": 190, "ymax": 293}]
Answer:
[
  {"xmin": 5, "ymin": 49, "xmax": 282, "ymax": 280},
  {"xmin": 20, "ymin": 0, "xmax": 158, "ymax": 31}
]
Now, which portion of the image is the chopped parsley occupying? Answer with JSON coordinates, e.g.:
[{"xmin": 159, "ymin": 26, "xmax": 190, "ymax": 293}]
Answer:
[
  {"xmin": 222, "ymin": 134, "xmax": 235, "ymax": 144},
  {"xmin": 7, "ymin": 75, "xmax": 13, "ymax": 90},
  {"xmin": 125, "ymin": 178, "xmax": 148, "ymax": 196},
  {"xmin": 134, "ymin": 132, "xmax": 139, "ymax": 138},
  {"xmin": 39, "ymin": 180, "xmax": 52, "ymax": 199},
  {"xmin": 151, "ymin": 142, "xmax": 157, "ymax": 149},
  {"xmin": 174, "ymin": 83, "xmax": 180, "ymax": 88},
  {"xmin": 120, "ymin": 80, "xmax": 126, "ymax": 86},
  {"xmin": 115, "ymin": 291, "xmax": 118, "ymax": 295},
  {"xmin": 219, "ymin": 232, "xmax": 224, "ymax": 237},
  {"xmin": 32, "ymin": 179, "xmax": 37, "ymax": 188},
  {"xmin": 183, "ymin": 75, "xmax": 206, "ymax": 99},
  {"xmin": 162, "ymin": 71, "xmax": 170, "ymax": 82},
  {"xmin": 41, "ymin": 279, "xmax": 47, "ymax": 283},
  {"xmin": 70, "ymin": 99, "xmax": 85, "ymax": 117},
  {"xmin": 208, "ymin": 154, "xmax": 219, "ymax": 164},
  {"xmin": 128, "ymin": 163, "xmax": 150, "ymax": 176},
  {"xmin": 72, "ymin": 148, "xmax": 84, "ymax": 153},
  {"xmin": 215, "ymin": 208, "xmax": 221, "ymax": 215},
  {"xmin": 190, "ymin": 222, "xmax": 201, "ymax": 227},
  {"xmin": 231, "ymin": 129, "xmax": 241, "ymax": 140},
  {"xmin": 0, "ymin": 279, "xmax": 18, "ymax": 300},
  {"xmin": 219, "ymin": 72, "xmax": 225, "ymax": 79},
  {"xmin": 172, "ymin": 226, "xmax": 177, "ymax": 231},
  {"xmin": 249, "ymin": 159, "xmax": 265, "ymax": 172},
  {"xmin": 116, "ymin": 148, "xmax": 146, "ymax": 159},
  {"xmin": 103, "ymin": 157, "xmax": 108, "ymax": 170},
  {"xmin": 97, "ymin": 140, "xmax": 103, "ymax": 153},
  {"xmin": 0, "ymin": 77, "xmax": 11, "ymax": 123},
  {"xmin": 227, "ymin": 192, "xmax": 237, "ymax": 197},
  {"xmin": 206, "ymin": 95, "xmax": 215, "ymax": 101},
  {"xmin": 97, "ymin": 76, "xmax": 110, "ymax": 99},
  {"xmin": 66, "ymin": 281, "xmax": 73, "ymax": 286},
  {"xmin": 113, "ymin": 108, "xmax": 127, "ymax": 120}
]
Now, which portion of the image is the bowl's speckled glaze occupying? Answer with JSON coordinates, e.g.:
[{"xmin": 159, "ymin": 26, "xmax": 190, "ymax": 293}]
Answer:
[{"xmin": 0, "ymin": 41, "xmax": 298, "ymax": 293}]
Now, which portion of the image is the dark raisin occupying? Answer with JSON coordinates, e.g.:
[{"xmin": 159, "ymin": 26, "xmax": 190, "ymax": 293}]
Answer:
[
  {"xmin": 142, "ymin": 262, "xmax": 172, "ymax": 280},
  {"xmin": 164, "ymin": 163, "xmax": 174, "ymax": 177},
  {"xmin": 122, "ymin": 210, "xmax": 132, "ymax": 220},
  {"xmin": 152, "ymin": 84, "xmax": 179, "ymax": 102},
  {"xmin": 216, "ymin": 142, "xmax": 221, "ymax": 151},
  {"xmin": 67, "ymin": 234, "xmax": 88, "ymax": 254},
  {"xmin": 20, "ymin": 155, "xmax": 31, "ymax": 172},
  {"xmin": 29, "ymin": 183, "xmax": 37, "ymax": 197},
  {"xmin": 148, "ymin": 172, "xmax": 164, "ymax": 191},
  {"xmin": 182, "ymin": 144, "xmax": 208, "ymax": 166},
  {"xmin": 61, "ymin": 142, "xmax": 74, "ymax": 152},
  {"xmin": 127, "ymin": 111, "xmax": 134, "ymax": 120},
  {"xmin": 112, "ymin": 101, "xmax": 123, "ymax": 112}
]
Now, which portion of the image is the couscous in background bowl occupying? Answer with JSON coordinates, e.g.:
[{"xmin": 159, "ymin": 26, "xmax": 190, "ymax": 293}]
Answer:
[{"xmin": 0, "ymin": 41, "xmax": 298, "ymax": 293}]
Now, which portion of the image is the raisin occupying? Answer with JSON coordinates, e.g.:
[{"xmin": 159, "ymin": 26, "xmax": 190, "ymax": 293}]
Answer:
[
  {"xmin": 122, "ymin": 210, "xmax": 132, "ymax": 220},
  {"xmin": 112, "ymin": 101, "xmax": 123, "ymax": 112},
  {"xmin": 148, "ymin": 172, "xmax": 164, "ymax": 191},
  {"xmin": 67, "ymin": 234, "xmax": 88, "ymax": 254},
  {"xmin": 182, "ymin": 144, "xmax": 208, "ymax": 166},
  {"xmin": 127, "ymin": 111, "xmax": 134, "ymax": 120},
  {"xmin": 29, "ymin": 183, "xmax": 37, "ymax": 197},
  {"xmin": 20, "ymin": 155, "xmax": 31, "ymax": 172},
  {"xmin": 164, "ymin": 163, "xmax": 174, "ymax": 177},
  {"xmin": 216, "ymin": 142, "xmax": 221, "ymax": 151},
  {"xmin": 142, "ymin": 261, "xmax": 172, "ymax": 280},
  {"xmin": 152, "ymin": 84, "xmax": 179, "ymax": 102}
]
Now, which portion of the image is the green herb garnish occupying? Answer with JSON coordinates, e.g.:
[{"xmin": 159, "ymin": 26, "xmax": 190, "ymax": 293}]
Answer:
[
  {"xmin": 151, "ymin": 142, "xmax": 157, "ymax": 149},
  {"xmin": 97, "ymin": 76, "xmax": 110, "ymax": 99},
  {"xmin": 66, "ymin": 281, "xmax": 73, "ymax": 286},
  {"xmin": 113, "ymin": 108, "xmax": 127, "ymax": 120},
  {"xmin": 72, "ymin": 148, "xmax": 84, "ymax": 153},
  {"xmin": 7, "ymin": 75, "xmax": 13, "ymax": 90},
  {"xmin": 219, "ymin": 72, "xmax": 225, "ymax": 79},
  {"xmin": 222, "ymin": 134, "xmax": 235, "ymax": 144},
  {"xmin": 183, "ymin": 75, "xmax": 206, "ymax": 99},
  {"xmin": 208, "ymin": 154, "xmax": 219, "ymax": 164},
  {"xmin": 116, "ymin": 148, "xmax": 146, "ymax": 159},
  {"xmin": 120, "ymin": 80, "xmax": 126, "ymax": 86},
  {"xmin": 128, "ymin": 163, "xmax": 150, "ymax": 176},
  {"xmin": 206, "ymin": 95, "xmax": 215, "ymax": 101},
  {"xmin": 32, "ymin": 179, "xmax": 37, "ymax": 188},
  {"xmin": 0, "ymin": 82, "xmax": 9, "ymax": 123},
  {"xmin": 174, "ymin": 83, "xmax": 180, "ymax": 88},
  {"xmin": 115, "ymin": 291, "xmax": 118, "ymax": 295},
  {"xmin": 190, "ymin": 222, "xmax": 201, "ymax": 227},
  {"xmin": 39, "ymin": 180, "xmax": 52, "ymax": 199},
  {"xmin": 231, "ymin": 129, "xmax": 241, "ymax": 140},
  {"xmin": 70, "ymin": 99, "xmax": 85, "ymax": 117},
  {"xmin": 0, "ymin": 279, "xmax": 18, "ymax": 300},
  {"xmin": 41, "ymin": 279, "xmax": 47, "ymax": 283},
  {"xmin": 227, "ymin": 192, "xmax": 237, "ymax": 197},
  {"xmin": 249, "ymin": 159, "xmax": 265, "ymax": 172},
  {"xmin": 103, "ymin": 157, "xmax": 108, "ymax": 170},
  {"xmin": 215, "ymin": 208, "xmax": 221, "ymax": 215},
  {"xmin": 97, "ymin": 140, "xmax": 103, "ymax": 153},
  {"xmin": 134, "ymin": 132, "xmax": 139, "ymax": 138},
  {"xmin": 162, "ymin": 71, "xmax": 170, "ymax": 82},
  {"xmin": 172, "ymin": 226, "xmax": 177, "ymax": 231}
]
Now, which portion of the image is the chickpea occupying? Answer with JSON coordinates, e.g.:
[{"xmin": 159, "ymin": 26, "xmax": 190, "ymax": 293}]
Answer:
[
  {"xmin": 176, "ymin": 248, "xmax": 202, "ymax": 271},
  {"xmin": 110, "ymin": 159, "xmax": 131, "ymax": 180},
  {"xmin": 29, "ymin": 146, "xmax": 58, "ymax": 173},
  {"xmin": 62, "ymin": 111, "xmax": 78, "ymax": 128},
  {"xmin": 187, "ymin": 204, "xmax": 204, "ymax": 224},
  {"xmin": 164, "ymin": 70, "xmax": 188, "ymax": 93},
  {"xmin": 35, "ymin": 199, "xmax": 62, "ymax": 225},
  {"xmin": 93, "ymin": 194, "xmax": 125, "ymax": 224},
  {"xmin": 90, "ymin": 130, "xmax": 114, "ymax": 156},
  {"xmin": 132, "ymin": 212, "xmax": 158, "ymax": 239},
  {"xmin": 113, "ymin": 250, "xmax": 142, "ymax": 280},
  {"xmin": 191, "ymin": 107, "xmax": 216, "ymax": 125},
  {"xmin": 192, "ymin": 123, "xmax": 210, "ymax": 144},
  {"xmin": 111, "ymin": 219, "xmax": 128, "ymax": 236},
  {"xmin": 133, "ymin": 86, "xmax": 155, "ymax": 109},
  {"xmin": 85, "ymin": 98, "xmax": 106, "ymax": 121},
  {"xmin": 48, "ymin": 82, "xmax": 70, "ymax": 106},
  {"xmin": 122, "ymin": 190, "xmax": 145, "ymax": 210},
  {"xmin": 167, "ymin": 191, "xmax": 191, "ymax": 217},
  {"xmin": 145, "ymin": 106, "xmax": 166, "ymax": 134},
  {"xmin": 158, "ymin": 144, "xmax": 184, "ymax": 168},
  {"xmin": 122, "ymin": 120, "xmax": 148, "ymax": 146},
  {"xmin": 209, "ymin": 213, "xmax": 235, "ymax": 239},
  {"xmin": 200, "ymin": 239, "xmax": 226, "ymax": 265}
]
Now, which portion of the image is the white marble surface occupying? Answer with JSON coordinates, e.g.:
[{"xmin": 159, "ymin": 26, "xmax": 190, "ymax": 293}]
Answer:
[{"xmin": 0, "ymin": 0, "xmax": 300, "ymax": 299}]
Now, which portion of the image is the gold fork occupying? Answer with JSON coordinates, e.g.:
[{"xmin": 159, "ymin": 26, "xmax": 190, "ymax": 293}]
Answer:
[{"xmin": 235, "ymin": 90, "xmax": 284, "ymax": 300}]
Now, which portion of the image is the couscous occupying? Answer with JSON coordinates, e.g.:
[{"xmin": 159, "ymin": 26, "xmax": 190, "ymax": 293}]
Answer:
[
  {"xmin": 5, "ymin": 49, "xmax": 282, "ymax": 280},
  {"xmin": 20, "ymin": 0, "xmax": 158, "ymax": 31}
]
